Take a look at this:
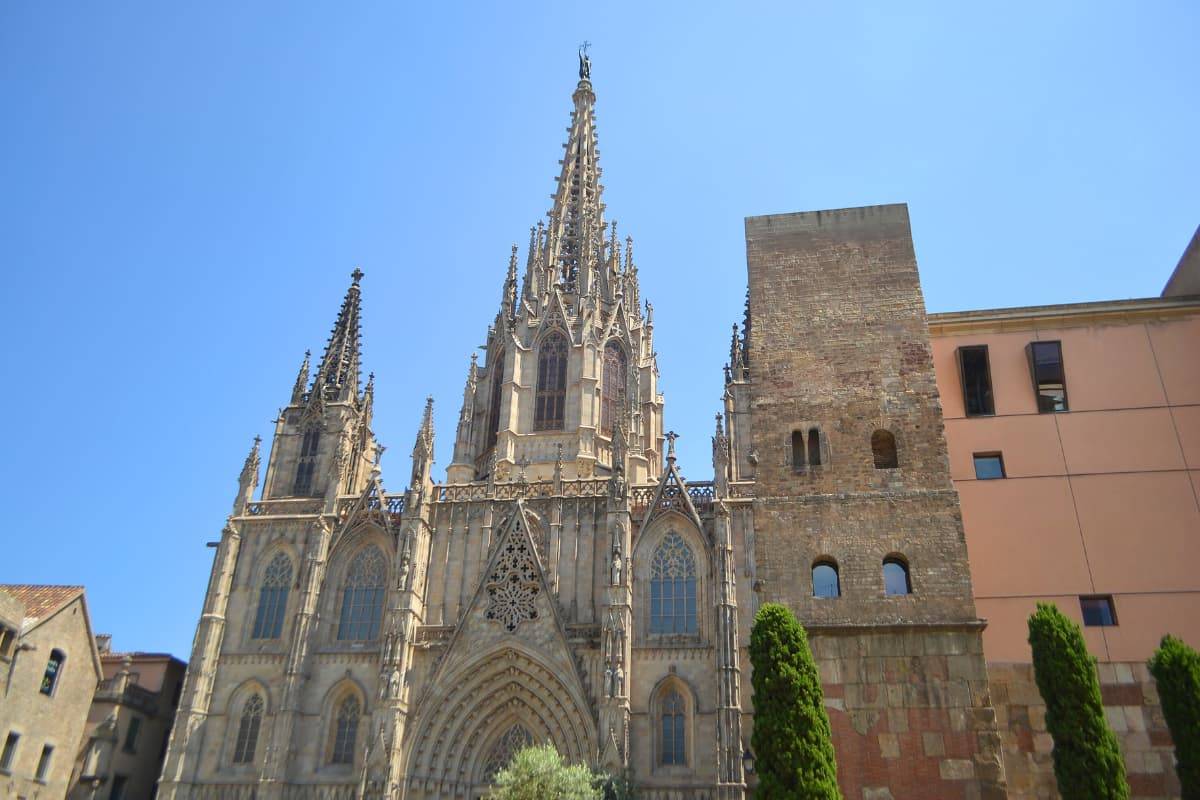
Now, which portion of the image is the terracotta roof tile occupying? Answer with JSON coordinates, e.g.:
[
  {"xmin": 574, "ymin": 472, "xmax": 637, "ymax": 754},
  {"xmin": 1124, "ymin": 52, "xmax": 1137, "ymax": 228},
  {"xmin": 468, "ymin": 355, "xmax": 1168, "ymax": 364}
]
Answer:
[{"xmin": 0, "ymin": 584, "xmax": 84, "ymax": 625}]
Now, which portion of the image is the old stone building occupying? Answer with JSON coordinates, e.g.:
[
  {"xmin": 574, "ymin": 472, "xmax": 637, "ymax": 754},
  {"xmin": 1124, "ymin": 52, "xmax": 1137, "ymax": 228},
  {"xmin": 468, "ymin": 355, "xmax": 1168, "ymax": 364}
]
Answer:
[
  {"xmin": 159, "ymin": 55, "xmax": 1009, "ymax": 800},
  {"xmin": 0, "ymin": 585, "xmax": 104, "ymax": 800}
]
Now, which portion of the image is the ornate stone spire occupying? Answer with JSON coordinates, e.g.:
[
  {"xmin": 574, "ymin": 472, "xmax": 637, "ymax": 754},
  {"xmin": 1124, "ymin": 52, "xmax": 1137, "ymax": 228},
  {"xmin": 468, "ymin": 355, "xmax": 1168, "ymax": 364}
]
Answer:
[
  {"xmin": 291, "ymin": 350, "xmax": 311, "ymax": 404},
  {"xmin": 499, "ymin": 244, "xmax": 519, "ymax": 325},
  {"xmin": 235, "ymin": 435, "xmax": 261, "ymax": 513},
  {"xmin": 410, "ymin": 396, "xmax": 435, "ymax": 489},
  {"xmin": 543, "ymin": 55, "xmax": 605, "ymax": 292},
  {"xmin": 313, "ymin": 269, "xmax": 364, "ymax": 402}
]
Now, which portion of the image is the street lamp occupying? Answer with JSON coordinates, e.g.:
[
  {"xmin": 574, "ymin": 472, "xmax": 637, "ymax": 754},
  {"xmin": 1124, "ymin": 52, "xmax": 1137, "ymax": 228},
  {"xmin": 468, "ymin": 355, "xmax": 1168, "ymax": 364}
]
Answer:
[{"xmin": 742, "ymin": 747, "xmax": 755, "ymax": 775}]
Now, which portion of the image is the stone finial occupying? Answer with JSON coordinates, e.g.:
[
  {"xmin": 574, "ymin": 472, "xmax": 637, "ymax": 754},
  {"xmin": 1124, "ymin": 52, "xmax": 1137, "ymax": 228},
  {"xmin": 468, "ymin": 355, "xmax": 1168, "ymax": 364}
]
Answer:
[{"xmin": 665, "ymin": 430, "xmax": 679, "ymax": 462}]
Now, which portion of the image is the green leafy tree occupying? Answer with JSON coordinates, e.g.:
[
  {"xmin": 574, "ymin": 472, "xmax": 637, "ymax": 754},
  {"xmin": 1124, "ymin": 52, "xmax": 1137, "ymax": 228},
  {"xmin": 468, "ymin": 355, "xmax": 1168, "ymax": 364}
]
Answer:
[
  {"xmin": 1149, "ymin": 635, "xmax": 1200, "ymax": 799},
  {"xmin": 489, "ymin": 744, "xmax": 601, "ymax": 800},
  {"xmin": 749, "ymin": 602, "xmax": 842, "ymax": 800},
  {"xmin": 1027, "ymin": 602, "xmax": 1129, "ymax": 799}
]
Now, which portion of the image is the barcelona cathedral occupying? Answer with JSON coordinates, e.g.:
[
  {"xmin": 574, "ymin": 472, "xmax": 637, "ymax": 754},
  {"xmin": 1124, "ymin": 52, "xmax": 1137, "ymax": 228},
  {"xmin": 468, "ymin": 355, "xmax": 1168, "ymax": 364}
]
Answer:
[{"xmin": 160, "ymin": 52, "xmax": 1009, "ymax": 800}]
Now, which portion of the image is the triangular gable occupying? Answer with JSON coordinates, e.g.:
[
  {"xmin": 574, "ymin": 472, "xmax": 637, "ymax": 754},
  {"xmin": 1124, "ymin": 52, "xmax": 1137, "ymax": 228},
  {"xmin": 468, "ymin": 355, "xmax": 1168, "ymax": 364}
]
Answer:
[
  {"xmin": 539, "ymin": 290, "xmax": 575, "ymax": 344},
  {"xmin": 420, "ymin": 500, "xmax": 588, "ymax": 702},
  {"xmin": 332, "ymin": 470, "xmax": 395, "ymax": 553},
  {"xmin": 641, "ymin": 459, "xmax": 704, "ymax": 532},
  {"xmin": 602, "ymin": 299, "xmax": 631, "ymax": 345}
]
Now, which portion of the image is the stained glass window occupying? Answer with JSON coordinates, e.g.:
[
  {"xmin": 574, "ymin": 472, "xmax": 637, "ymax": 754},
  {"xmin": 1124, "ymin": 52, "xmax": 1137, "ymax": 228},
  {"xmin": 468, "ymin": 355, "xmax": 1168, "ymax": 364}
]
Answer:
[
  {"xmin": 650, "ymin": 532, "xmax": 697, "ymax": 635},
  {"xmin": 660, "ymin": 689, "xmax": 686, "ymax": 765},
  {"xmin": 232, "ymin": 694, "xmax": 263, "ymax": 764},
  {"xmin": 601, "ymin": 342, "xmax": 627, "ymax": 437},
  {"xmin": 486, "ymin": 350, "xmax": 506, "ymax": 451},
  {"xmin": 535, "ymin": 333, "xmax": 568, "ymax": 431},
  {"xmin": 40, "ymin": 649, "xmax": 65, "ymax": 695},
  {"xmin": 337, "ymin": 546, "xmax": 386, "ymax": 641},
  {"xmin": 293, "ymin": 427, "xmax": 321, "ymax": 496},
  {"xmin": 252, "ymin": 552, "xmax": 293, "ymax": 639},
  {"xmin": 331, "ymin": 695, "xmax": 360, "ymax": 764},
  {"xmin": 482, "ymin": 723, "xmax": 534, "ymax": 782}
]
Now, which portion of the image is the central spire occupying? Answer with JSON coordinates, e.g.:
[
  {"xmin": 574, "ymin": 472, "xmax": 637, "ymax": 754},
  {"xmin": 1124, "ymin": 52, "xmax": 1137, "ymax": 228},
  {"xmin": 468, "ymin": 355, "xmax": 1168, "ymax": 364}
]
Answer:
[
  {"xmin": 313, "ymin": 268, "xmax": 364, "ymax": 402},
  {"xmin": 543, "ymin": 53, "xmax": 605, "ymax": 293}
]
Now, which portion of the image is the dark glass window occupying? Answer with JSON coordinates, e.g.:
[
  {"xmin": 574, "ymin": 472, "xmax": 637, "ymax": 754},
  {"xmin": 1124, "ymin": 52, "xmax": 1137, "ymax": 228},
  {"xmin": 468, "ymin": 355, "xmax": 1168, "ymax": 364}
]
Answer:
[
  {"xmin": 337, "ymin": 547, "xmax": 386, "ymax": 641},
  {"xmin": 252, "ymin": 553, "xmax": 293, "ymax": 639},
  {"xmin": 36, "ymin": 744, "xmax": 52, "ymax": 781},
  {"xmin": 485, "ymin": 350, "xmax": 506, "ymax": 451},
  {"xmin": 791, "ymin": 431, "xmax": 806, "ymax": 469},
  {"xmin": 1028, "ymin": 341, "xmax": 1068, "ymax": 413},
  {"xmin": 883, "ymin": 558, "xmax": 911, "ymax": 596},
  {"xmin": 331, "ymin": 696, "xmax": 360, "ymax": 764},
  {"xmin": 807, "ymin": 428, "xmax": 822, "ymax": 467},
  {"xmin": 958, "ymin": 346, "xmax": 995, "ymax": 416},
  {"xmin": 660, "ymin": 689, "xmax": 686, "ymax": 765},
  {"xmin": 973, "ymin": 453, "xmax": 1006, "ymax": 480},
  {"xmin": 872, "ymin": 429, "xmax": 898, "ymax": 469},
  {"xmin": 649, "ymin": 533, "xmax": 698, "ymax": 635},
  {"xmin": 812, "ymin": 561, "xmax": 839, "ymax": 598},
  {"xmin": 601, "ymin": 342, "xmax": 628, "ymax": 437},
  {"xmin": 110, "ymin": 775, "xmax": 128, "ymax": 800},
  {"xmin": 123, "ymin": 716, "xmax": 141, "ymax": 753},
  {"xmin": 40, "ymin": 649, "xmax": 65, "ymax": 696},
  {"xmin": 534, "ymin": 333, "xmax": 568, "ymax": 431},
  {"xmin": 1, "ymin": 732, "xmax": 18, "ymax": 771},
  {"xmin": 1080, "ymin": 596, "xmax": 1117, "ymax": 627},
  {"xmin": 232, "ymin": 694, "xmax": 263, "ymax": 764}
]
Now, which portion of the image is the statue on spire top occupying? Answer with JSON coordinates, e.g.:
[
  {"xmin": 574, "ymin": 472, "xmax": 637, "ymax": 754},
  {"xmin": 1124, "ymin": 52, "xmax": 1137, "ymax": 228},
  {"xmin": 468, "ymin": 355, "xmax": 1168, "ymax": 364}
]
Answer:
[{"xmin": 578, "ymin": 41, "xmax": 592, "ymax": 80}]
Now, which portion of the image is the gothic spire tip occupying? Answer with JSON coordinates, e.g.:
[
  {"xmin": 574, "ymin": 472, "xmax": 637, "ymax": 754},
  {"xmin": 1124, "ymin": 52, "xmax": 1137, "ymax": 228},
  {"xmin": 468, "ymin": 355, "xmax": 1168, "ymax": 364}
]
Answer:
[{"xmin": 351, "ymin": 267, "xmax": 364, "ymax": 285}]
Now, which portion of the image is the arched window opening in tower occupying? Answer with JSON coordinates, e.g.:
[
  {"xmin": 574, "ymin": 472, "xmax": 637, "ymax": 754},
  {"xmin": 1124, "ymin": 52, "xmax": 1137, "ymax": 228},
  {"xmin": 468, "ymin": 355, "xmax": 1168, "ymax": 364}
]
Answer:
[
  {"xmin": 812, "ymin": 560, "xmax": 840, "ymax": 598},
  {"xmin": 330, "ymin": 695, "xmax": 360, "ymax": 765},
  {"xmin": 650, "ymin": 532, "xmax": 697, "ymax": 635},
  {"xmin": 791, "ymin": 430, "xmax": 806, "ymax": 470},
  {"xmin": 337, "ymin": 547, "xmax": 386, "ymax": 641},
  {"xmin": 601, "ymin": 342, "xmax": 628, "ymax": 437},
  {"xmin": 232, "ymin": 694, "xmax": 263, "ymax": 764},
  {"xmin": 293, "ymin": 427, "xmax": 320, "ymax": 496},
  {"xmin": 883, "ymin": 557, "xmax": 912, "ymax": 596},
  {"xmin": 251, "ymin": 552, "xmax": 293, "ymax": 639},
  {"xmin": 660, "ymin": 688, "xmax": 687, "ymax": 765},
  {"xmin": 485, "ymin": 350, "xmax": 506, "ymax": 452},
  {"xmin": 872, "ymin": 429, "xmax": 898, "ymax": 469},
  {"xmin": 807, "ymin": 428, "xmax": 822, "ymax": 467},
  {"xmin": 535, "ymin": 333, "xmax": 568, "ymax": 431}
]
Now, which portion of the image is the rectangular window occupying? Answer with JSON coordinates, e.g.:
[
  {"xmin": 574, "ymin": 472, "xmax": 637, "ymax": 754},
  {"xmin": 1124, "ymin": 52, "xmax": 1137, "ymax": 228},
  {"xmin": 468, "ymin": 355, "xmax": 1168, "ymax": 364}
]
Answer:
[
  {"xmin": 1080, "ymin": 595, "xmax": 1118, "ymax": 627},
  {"xmin": 35, "ymin": 745, "xmax": 52, "ymax": 781},
  {"xmin": 957, "ymin": 345, "xmax": 995, "ymax": 416},
  {"xmin": 110, "ymin": 775, "xmax": 128, "ymax": 800},
  {"xmin": 1028, "ymin": 341, "xmax": 1068, "ymax": 412},
  {"xmin": 123, "ymin": 716, "xmax": 141, "ymax": 753},
  {"xmin": 973, "ymin": 453, "xmax": 1006, "ymax": 480},
  {"xmin": 1, "ymin": 732, "xmax": 18, "ymax": 772}
]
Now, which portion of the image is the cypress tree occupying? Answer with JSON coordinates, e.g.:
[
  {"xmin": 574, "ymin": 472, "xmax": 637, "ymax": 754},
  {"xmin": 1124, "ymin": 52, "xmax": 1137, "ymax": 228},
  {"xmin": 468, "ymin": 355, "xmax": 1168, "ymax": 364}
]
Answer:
[
  {"xmin": 749, "ymin": 602, "xmax": 842, "ymax": 800},
  {"xmin": 1027, "ymin": 602, "xmax": 1129, "ymax": 799},
  {"xmin": 1148, "ymin": 635, "xmax": 1200, "ymax": 799}
]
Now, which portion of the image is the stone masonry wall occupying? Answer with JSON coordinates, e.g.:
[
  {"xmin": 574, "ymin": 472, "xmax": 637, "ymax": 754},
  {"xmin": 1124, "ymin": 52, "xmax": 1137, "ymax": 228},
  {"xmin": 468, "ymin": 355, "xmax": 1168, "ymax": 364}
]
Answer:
[
  {"xmin": 744, "ymin": 205, "xmax": 1006, "ymax": 798},
  {"xmin": 989, "ymin": 662, "xmax": 1181, "ymax": 800}
]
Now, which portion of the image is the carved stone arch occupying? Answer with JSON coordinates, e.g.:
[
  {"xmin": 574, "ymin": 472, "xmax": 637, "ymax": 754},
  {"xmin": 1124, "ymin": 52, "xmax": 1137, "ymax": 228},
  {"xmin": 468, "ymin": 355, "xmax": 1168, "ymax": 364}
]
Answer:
[
  {"xmin": 221, "ymin": 678, "xmax": 271, "ymax": 769},
  {"xmin": 403, "ymin": 645, "xmax": 597, "ymax": 798},
  {"xmin": 632, "ymin": 512, "xmax": 709, "ymax": 644}
]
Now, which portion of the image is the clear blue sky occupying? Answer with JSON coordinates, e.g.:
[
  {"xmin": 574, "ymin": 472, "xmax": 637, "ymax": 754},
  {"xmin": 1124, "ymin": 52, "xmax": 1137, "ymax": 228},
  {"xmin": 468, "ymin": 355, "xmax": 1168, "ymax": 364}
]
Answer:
[{"xmin": 1, "ymin": 2, "xmax": 1196, "ymax": 659}]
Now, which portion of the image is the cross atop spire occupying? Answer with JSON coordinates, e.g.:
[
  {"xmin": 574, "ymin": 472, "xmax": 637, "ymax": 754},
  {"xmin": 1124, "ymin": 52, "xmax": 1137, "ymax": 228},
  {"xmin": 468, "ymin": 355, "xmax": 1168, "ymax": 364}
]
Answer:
[{"xmin": 313, "ymin": 269, "xmax": 364, "ymax": 403}]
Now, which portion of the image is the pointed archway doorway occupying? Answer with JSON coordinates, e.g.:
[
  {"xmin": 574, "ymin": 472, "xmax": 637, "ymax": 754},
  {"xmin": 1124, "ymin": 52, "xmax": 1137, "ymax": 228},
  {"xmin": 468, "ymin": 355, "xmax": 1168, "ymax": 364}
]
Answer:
[{"xmin": 402, "ymin": 645, "xmax": 597, "ymax": 799}]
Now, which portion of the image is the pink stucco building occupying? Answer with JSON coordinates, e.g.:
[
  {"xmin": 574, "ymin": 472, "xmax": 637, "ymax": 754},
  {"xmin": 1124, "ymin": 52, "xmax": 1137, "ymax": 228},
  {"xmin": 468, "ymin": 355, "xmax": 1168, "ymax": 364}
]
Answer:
[{"xmin": 926, "ymin": 227, "xmax": 1200, "ymax": 797}]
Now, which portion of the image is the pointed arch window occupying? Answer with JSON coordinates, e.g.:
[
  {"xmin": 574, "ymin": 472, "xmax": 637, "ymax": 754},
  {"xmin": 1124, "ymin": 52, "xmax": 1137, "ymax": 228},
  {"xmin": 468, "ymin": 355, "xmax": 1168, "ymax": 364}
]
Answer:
[
  {"xmin": 482, "ymin": 723, "xmax": 534, "ymax": 783},
  {"xmin": 337, "ymin": 546, "xmax": 386, "ymax": 641},
  {"xmin": 601, "ymin": 342, "xmax": 628, "ymax": 437},
  {"xmin": 650, "ymin": 532, "xmax": 697, "ymax": 635},
  {"xmin": 330, "ymin": 695, "xmax": 360, "ymax": 765},
  {"xmin": 486, "ymin": 350, "xmax": 506, "ymax": 451},
  {"xmin": 660, "ymin": 688, "xmax": 686, "ymax": 765},
  {"xmin": 293, "ymin": 427, "xmax": 320, "ymax": 496},
  {"xmin": 232, "ymin": 694, "xmax": 263, "ymax": 764},
  {"xmin": 535, "ymin": 333, "xmax": 568, "ymax": 431},
  {"xmin": 251, "ymin": 552, "xmax": 293, "ymax": 639}
]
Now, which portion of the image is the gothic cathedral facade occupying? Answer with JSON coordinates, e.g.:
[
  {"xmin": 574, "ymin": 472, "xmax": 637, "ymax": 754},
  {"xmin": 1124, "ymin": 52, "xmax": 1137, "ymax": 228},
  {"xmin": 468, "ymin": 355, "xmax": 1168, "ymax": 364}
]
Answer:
[{"xmin": 160, "ymin": 59, "xmax": 1008, "ymax": 800}]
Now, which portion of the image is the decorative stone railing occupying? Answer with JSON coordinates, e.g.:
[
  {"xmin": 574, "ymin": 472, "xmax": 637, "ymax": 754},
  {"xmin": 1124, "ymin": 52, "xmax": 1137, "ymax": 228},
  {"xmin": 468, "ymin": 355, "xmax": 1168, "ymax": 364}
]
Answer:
[
  {"xmin": 245, "ymin": 498, "xmax": 325, "ymax": 516},
  {"xmin": 94, "ymin": 678, "xmax": 159, "ymax": 716},
  {"xmin": 630, "ymin": 481, "xmax": 715, "ymax": 518}
]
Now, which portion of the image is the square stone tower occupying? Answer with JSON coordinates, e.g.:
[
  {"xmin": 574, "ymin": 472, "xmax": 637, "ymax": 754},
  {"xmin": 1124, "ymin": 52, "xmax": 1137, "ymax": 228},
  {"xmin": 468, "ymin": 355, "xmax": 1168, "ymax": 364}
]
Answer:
[{"xmin": 743, "ymin": 204, "xmax": 1007, "ymax": 799}]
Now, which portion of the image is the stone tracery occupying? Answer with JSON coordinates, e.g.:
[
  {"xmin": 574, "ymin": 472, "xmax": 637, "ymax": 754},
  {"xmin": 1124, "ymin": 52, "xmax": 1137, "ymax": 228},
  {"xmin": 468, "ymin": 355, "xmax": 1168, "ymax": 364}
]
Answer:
[{"xmin": 484, "ymin": 538, "xmax": 540, "ymax": 633}]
